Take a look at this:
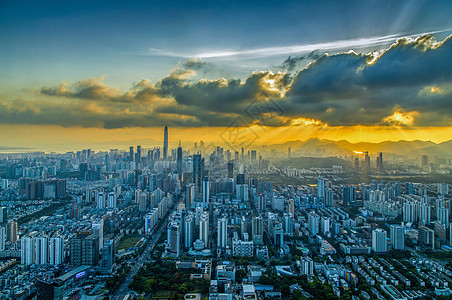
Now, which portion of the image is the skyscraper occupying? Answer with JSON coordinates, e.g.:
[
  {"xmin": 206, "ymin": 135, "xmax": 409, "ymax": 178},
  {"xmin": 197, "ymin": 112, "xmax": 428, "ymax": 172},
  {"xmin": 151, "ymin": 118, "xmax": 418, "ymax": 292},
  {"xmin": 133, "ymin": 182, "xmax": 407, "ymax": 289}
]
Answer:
[
  {"xmin": 168, "ymin": 222, "xmax": 181, "ymax": 257},
  {"xmin": 199, "ymin": 212, "xmax": 209, "ymax": 248},
  {"xmin": 364, "ymin": 151, "xmax": 371, "ymax": 173},
  {"xmin": 202, "ymin": 177, "xmax": 210, "ymax": 204},
  {"xmin": 136, "ymin": 145, "xmax": 141, "ymax": 163},
  {"xmin": 325, "ymin": 188, "xmax": 334, "ymax": 207},
  {"xmin": 252, "ymin": 216, "xmax": 264, "ymax": 245},
  {"xmin": 163, "ymin": 125, "xmax": 168, "ymax": 159},
  {"xmin": 390, "ymin": 225, "xmax": 405, "ymax": 250},
  {"xmin": 343, "ymin": 186, "xmax": 356, "ymax": 205},
  {"xmin": 184, "ymin": 214, "xmax": 194, "ymax": 249},
  {"xmin": 372, "ymin": 228, "xmax": 387, "ymax": 252},
  {"xmin": 193, "ymin": 154, "xmax": 204, "ymax": 195},
  {"xmin": 317, "ymin": 177, "xmax": 325, "ymax": 200},
  {"xmin": 177, "ymin": 143, "xmax": 183, "ymax": 180},
  {"xmin": 308, "ymin": 213, "xmax": 319, "ymax": 236},
  {"xmin": 227, "ymin": 162, "xmax": 234, "ymax": 179},
  {"xmin": 217, "ymin": 218, "xmax": 228, "ymax": 248},
  {"xmin": 185, "ymin": 184, "xmax": 195, "ymax": 210},
  {"xmin": 129, "ymin": 146, "xmax": 134, "ymax": 162},
  {"xmin": 377, "ymin": 152, "xmax": 384, "ymax": 171}
]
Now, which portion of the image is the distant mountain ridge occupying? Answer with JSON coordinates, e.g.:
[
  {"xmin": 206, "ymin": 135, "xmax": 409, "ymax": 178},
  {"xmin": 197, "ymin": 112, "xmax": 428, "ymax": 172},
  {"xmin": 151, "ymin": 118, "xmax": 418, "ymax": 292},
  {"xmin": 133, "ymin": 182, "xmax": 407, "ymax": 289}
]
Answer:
[{"xmin": 269, "ymin": 138, "xmax": 452, "ymax": 158}]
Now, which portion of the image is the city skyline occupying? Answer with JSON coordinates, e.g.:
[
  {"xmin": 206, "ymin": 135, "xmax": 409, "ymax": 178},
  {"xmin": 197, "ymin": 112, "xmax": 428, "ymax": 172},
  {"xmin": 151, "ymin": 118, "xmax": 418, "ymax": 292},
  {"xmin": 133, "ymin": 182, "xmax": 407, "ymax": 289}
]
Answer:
[{"xmin": 1, "ymin": 1, "xmax": 452, "ymax": 152}]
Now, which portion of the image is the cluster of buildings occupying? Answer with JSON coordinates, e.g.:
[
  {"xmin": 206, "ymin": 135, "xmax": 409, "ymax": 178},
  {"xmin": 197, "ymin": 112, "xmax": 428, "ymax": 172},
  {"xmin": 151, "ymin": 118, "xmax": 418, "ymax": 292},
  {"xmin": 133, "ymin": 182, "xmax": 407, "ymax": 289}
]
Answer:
[{"xmin": 0, "ymin": 126, "xmax": 451, "ymax": 299}]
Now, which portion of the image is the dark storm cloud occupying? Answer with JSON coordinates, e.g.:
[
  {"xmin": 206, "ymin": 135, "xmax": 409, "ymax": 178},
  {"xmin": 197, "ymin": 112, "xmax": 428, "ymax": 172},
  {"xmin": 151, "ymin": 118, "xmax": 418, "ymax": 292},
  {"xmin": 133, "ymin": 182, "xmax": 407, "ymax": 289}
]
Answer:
[
  {"xmin": 282, "ymin": 50, "xmax": 323, "ymax": 71},
  {"xmin": 283, "ymin": 34, "xmax": 452, "ymax": 126},
  {"xmin": 182, "ymin": 59, "xmax": 208, "ymax": 70},
  {"xmin": 3, "ymin": 34, "xmax": 452, "ymax": 129}
]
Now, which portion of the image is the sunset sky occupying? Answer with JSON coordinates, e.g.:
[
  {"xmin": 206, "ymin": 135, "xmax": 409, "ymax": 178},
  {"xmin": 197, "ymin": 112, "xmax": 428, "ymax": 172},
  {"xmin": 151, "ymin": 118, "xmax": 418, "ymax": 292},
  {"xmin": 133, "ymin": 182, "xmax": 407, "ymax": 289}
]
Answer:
[{"xmin": 1, "ymin": 0, "xmax": 452, "ymax": 152}]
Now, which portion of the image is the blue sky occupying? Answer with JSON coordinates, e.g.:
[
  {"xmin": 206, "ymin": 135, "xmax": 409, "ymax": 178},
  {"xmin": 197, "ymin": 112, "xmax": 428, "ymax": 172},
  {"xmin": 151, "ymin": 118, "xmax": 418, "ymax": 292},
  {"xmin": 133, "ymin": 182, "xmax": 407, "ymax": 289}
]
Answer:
[{"xmin": 2, "ymin": 0, "xmax": 451, "ymax": 88}]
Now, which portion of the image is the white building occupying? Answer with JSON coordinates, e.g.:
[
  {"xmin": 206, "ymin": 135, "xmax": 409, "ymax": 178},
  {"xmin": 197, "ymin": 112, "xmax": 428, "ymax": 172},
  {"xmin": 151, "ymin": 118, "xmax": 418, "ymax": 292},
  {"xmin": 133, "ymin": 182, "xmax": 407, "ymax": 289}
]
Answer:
[
  {"xmin": 21, "ymin": 237, "xmax": 34, "ymax": 265},
  {"xmin": 199, "ymin": 212, "xmax": 209, "ymax": 249},
  {"xmin": 107, "ymin": 192, "xmax": 117, "ymax": 209},
  {"xmin": 217, "ymin": 218, "xmax": 228, "ymax": 248},
  {"xmin": 49, "ymin": 236, "xmax": 64, "ymax": 265},
  {"xmin": 96, "ymin": 192, "xmax": 105, "ymax": 209}
]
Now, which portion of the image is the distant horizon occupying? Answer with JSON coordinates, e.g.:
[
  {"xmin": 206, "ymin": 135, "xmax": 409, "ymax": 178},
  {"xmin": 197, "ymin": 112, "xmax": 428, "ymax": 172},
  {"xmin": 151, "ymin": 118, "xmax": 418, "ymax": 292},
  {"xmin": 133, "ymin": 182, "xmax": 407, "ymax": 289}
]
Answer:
[{"xmin": 1, "ymin": 133, "xmax": 451, "ymax": 154}]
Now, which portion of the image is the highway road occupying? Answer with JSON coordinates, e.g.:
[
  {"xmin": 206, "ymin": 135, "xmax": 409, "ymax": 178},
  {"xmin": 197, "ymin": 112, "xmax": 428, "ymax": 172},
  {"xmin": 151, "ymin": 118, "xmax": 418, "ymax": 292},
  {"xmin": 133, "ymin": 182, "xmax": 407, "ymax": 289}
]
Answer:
[{"xmin": 111, "ymin": 205, "xmax": 175, "ymax": 300}]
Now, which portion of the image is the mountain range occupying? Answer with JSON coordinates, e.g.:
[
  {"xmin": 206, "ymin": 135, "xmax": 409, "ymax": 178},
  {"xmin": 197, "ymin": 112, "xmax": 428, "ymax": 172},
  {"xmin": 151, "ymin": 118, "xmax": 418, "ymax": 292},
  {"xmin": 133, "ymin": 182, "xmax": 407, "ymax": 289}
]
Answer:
[{"xmin": 269, "ymin": 138, "xmax": 452, "ymax": 159}]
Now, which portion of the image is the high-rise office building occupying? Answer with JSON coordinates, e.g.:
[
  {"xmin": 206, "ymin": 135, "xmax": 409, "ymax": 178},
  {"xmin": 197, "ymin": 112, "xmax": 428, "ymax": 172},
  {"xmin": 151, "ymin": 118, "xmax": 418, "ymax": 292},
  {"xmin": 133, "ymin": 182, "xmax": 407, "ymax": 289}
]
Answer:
[
  {"xmin": 177, "ymin": 144, "xmax": 183, "ymax": 180},
  {"xmin": 236, "ymin": 184, "xmax": 249, "ymax": 201},
  {"xmin": 317, "ymin": 177, "xmax": 325, "ymax": 200},
  {"xmin": 193, "ymin": 154, "xmax": 204, "ymax": 195},
  {"xmin": 252, "ymin": 216, "xmax": 264, "ymax": 245},
  {"xmin": 236, "ymin": 174, "xmax": 245, "ymax": 185},
  {"xmin": 390, "ymin": 225, "xmax": 405, "ymax": 250},
  {"xmin": 184, "ymin": 214, "xmax": 194, "ymax": 249},
  {"xmin": 136, "ymin": 145, "xmax": 141, "ymax": 164},
  {"xmin": 251, "ymin": 150, "xmax": 257, "ymax": 161},
  {"xmin": 377, "ymin": 152, "xmax": 384, "ymax": 171},
  {"xmin": 343, "ymin": 186, "xmax": 356, "ymax": 205},
  {"xmin": 217, "ymin": 218, "xmax": 228, "ymax": 248},
  {"xmin": 185, "ymin": 183, "xmax": 195, "ymax": 210},
  {"xmin": 372, "ymin": 228, "xmax": 387, "ymax": 252},
  {"xmin": 168, "ymin": 221, "xmax": 181, "ymax": 257},
  {"xmin": 364, "ymin": 151, "xmax": 371, "ymax": 173},
  {"xmin": 129, "ymin": 146, "xmax": 134, "ymax": 162},
  {"xmin": 325, "ymin": 188, "xmax": 334, "ymax": 207},
  {"xmin": 163, "ymin": 125, "xmax": 168, "ymax": 160},
  {"xmin": 202, "ymin": 177, "xmax": 210, "ymax": 204},
  {"xmin": 227, "ymin": 162, "xmax": 234, "ymax": 179}
]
